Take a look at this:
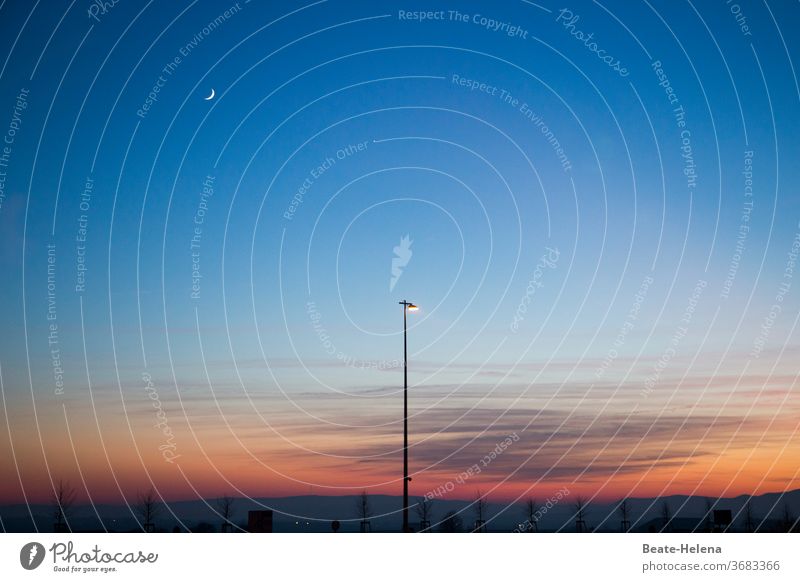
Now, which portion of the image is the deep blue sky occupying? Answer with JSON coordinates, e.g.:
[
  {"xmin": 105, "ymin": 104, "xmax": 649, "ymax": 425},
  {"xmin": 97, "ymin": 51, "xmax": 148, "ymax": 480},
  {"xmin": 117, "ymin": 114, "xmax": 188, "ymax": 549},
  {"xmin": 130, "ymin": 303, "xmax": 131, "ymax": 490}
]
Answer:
[{"xmin": 0, "ymin": 0, "xmax": 798, "ymax": 505}]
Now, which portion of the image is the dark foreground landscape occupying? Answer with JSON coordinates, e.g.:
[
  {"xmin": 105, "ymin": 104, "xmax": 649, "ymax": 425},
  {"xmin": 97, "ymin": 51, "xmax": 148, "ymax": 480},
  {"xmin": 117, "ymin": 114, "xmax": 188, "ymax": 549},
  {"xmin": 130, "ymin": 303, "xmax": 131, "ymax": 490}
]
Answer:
[{"xmin": 2, "ymin": 489, "xmax": 798, "ymax": 533}]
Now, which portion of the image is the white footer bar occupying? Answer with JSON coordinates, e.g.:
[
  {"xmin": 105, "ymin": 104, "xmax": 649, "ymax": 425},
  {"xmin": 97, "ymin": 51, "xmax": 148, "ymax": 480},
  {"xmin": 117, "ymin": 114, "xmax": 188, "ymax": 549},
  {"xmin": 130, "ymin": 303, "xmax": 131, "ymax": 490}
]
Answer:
[{"xmin": 1, "ymin": 533, "xmax": 797, "ymax": 581}]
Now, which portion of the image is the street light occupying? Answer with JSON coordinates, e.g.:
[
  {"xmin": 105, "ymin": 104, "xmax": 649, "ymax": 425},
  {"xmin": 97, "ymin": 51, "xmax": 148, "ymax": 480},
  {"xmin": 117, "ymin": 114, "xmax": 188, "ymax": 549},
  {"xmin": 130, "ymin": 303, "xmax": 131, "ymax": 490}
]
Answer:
[{"xmin": 399, "ymin": 300, "xmax": 418, "ymax": 532}]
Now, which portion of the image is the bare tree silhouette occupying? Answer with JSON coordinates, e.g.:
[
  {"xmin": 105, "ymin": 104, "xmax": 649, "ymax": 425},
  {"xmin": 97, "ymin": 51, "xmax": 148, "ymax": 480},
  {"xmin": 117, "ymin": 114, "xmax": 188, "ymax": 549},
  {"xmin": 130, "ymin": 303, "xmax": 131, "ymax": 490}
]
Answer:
[
  {"xmin": 742, "ymin": 500, "xmax": 757, "ymax": 533},
  {"xmin": 52, "ymin": 479, "xmax": 76, "ymax": 533},
  {"xmin": 136, "ymin": 488, "xmax": 160, "ymax": 533},
  {"xmin": 356, "ymin": 490, "xmax": 372, "ymax": 532},
  {"xmin": 416, "ymin": 497, "xmax": 433, "ymax": 532},
  {"xmin": 781, "ymin": 503, "xmax": 796, "ymax": 533},
  {"xmin": 660, "ymin": 500, "xmax": 673, "ymax": 532},
  {"xmin": 573, "ymin": 497, "xmax": 589, "ymax": 532},
  {"xmin": 618, "ymin": 498, "xmax": 631, "ymax": 532},
  {"xmin": 439, "ymin": 511, "xmax": 463, "ymax": 533},
  {"xmin": 216, "ymin": 494, "xmax": 236, "ymax": 532},
  {"xmin": 472, "ymin": 490, "xmax": 487, "ymax": 532},
  {"xmin": 701, "ymin": 497, "xmax": 715, "ymax": 532},
  {"xmin": 524, "ymin": 498, "xmax": 540, "ymax": 532}
]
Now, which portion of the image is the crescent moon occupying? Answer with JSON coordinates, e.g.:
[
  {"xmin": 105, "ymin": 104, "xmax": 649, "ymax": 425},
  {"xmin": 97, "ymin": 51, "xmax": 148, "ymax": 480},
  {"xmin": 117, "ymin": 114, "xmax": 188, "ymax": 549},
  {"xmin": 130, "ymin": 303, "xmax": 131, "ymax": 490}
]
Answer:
[{"xmin": 204, "ymin": 88, "xmax": 215, "ymax": 101}]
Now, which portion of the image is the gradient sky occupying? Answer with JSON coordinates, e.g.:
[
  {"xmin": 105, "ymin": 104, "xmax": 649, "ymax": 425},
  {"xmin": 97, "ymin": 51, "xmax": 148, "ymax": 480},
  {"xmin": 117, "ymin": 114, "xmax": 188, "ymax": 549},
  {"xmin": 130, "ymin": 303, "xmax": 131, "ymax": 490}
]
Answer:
[{"xmin": 0, "ymin": 0, "xmax": 799, "ymax": 511}]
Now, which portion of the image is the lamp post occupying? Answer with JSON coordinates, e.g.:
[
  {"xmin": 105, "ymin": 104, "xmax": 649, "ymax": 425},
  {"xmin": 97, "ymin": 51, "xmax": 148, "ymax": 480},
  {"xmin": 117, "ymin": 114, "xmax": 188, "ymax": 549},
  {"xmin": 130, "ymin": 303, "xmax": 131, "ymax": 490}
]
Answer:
[{"xmin": 399, "ymin": 300, "xmax": 418, "ymax": 532}]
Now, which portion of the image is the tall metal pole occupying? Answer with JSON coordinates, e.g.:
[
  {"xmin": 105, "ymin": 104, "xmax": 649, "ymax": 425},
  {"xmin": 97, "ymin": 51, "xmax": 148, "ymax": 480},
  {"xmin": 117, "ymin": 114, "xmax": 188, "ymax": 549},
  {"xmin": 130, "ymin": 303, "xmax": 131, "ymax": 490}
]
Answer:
[
  {"xmin": 399, "ymin": 300, "xmax": 416, "ymax": 532},
  {"xmin": 402, "ymin": 301, "xmax": 409, "ymax": 533}
]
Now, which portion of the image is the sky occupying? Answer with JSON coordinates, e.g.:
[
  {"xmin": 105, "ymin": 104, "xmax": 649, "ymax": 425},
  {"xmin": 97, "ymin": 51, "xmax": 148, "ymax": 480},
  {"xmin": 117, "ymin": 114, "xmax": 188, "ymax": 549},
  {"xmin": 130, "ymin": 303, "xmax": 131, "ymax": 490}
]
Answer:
[{"xmin": 0, "ymin": 0, "xmax": 799, "ymax": 513}]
